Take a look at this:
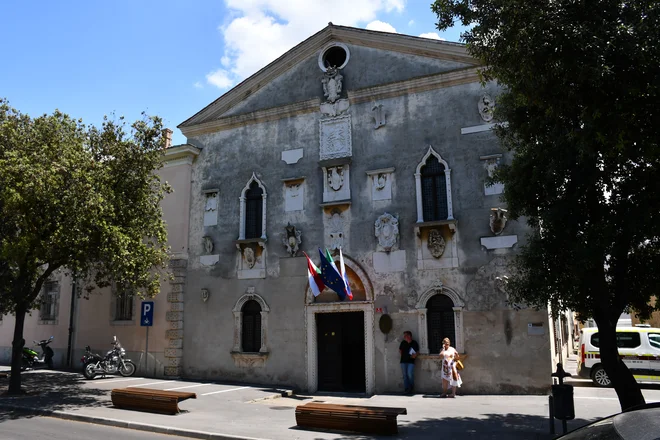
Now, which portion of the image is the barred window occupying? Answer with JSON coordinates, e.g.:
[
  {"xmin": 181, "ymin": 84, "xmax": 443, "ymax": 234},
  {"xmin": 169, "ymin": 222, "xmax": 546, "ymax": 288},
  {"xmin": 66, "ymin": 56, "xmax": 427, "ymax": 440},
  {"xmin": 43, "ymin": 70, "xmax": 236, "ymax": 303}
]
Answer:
[
  {"xmin": 40, "ymin": 281, "xmax": 59, "ymax": 321},
  {"xmin": 421, "ymin": 156, "xmax": 448, "ymax": 221},
  {"xmin": 241, "ymin": 300, "xmax": 262, "ymax": 352},
  {"xmin": 245, "ymin": 182, "xmax": 263, "ymax": 239},
  {"xmin": 426, "ymin": 294, "xmax": 455, "ymax": 354},
  {"xmin": 115, "ymin": 291, "xmax": 134, "ymax": 321}
]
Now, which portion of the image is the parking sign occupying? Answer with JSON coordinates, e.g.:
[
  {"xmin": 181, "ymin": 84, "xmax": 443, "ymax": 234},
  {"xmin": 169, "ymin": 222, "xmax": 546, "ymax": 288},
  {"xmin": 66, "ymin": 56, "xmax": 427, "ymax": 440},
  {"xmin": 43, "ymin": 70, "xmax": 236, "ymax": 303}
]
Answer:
[{"xmin": 141, "ymin": 301, "xmax": 154, "ymax": 326}]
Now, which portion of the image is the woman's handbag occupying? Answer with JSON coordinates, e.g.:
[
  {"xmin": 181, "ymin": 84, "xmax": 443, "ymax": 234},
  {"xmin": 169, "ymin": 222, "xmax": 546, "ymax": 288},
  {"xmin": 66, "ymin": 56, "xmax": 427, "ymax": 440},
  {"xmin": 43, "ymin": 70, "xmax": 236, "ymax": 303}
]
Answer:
[{"xmin": 456, "ymin": 360, "xmax": 464, "ymax": 370}]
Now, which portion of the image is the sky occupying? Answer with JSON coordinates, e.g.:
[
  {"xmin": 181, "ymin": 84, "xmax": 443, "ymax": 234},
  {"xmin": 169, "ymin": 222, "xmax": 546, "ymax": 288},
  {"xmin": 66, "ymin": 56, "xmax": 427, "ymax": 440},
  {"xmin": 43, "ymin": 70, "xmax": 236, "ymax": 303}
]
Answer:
[{"xmin": 0, "ymin": 1, "xmax": 468, "ymax": 146}]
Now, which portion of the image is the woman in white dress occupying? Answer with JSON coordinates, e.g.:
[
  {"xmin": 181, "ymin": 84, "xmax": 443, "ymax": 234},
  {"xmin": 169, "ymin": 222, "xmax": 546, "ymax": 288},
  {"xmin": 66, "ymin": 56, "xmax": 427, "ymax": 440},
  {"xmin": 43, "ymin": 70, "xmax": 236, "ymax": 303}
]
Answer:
[{"xmin": 439, "ymin": 337, "xmax": 462, "ymax": 397}]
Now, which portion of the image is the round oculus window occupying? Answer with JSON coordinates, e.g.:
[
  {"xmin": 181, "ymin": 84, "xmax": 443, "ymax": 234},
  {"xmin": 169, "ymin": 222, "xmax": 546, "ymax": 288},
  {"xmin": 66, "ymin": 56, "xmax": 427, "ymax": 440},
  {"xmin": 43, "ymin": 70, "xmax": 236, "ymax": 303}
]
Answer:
[{"xmin": 318, "ymin": 43, "xmax": 350, "ymax": 71}]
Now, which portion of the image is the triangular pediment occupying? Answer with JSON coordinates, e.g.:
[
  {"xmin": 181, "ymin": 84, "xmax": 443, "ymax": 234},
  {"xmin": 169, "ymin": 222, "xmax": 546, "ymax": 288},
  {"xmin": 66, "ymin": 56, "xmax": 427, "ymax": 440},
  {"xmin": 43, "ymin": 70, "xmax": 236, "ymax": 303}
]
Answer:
[{"xmin": 179, "ymin": 24, "xmax": 479, "ymax": 133}]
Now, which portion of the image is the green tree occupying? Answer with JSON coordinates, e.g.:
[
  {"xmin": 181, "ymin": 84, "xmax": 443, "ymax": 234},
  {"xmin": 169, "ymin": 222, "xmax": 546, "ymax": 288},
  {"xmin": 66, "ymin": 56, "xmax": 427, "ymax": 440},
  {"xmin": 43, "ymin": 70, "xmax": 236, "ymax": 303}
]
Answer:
[
  {"xmin": 0, "ymin": 99, "xmax": 171, "ymax": 394},
  {"xmin": 432, "ymin": 0, "xmax": 660, "ymax": 409}
]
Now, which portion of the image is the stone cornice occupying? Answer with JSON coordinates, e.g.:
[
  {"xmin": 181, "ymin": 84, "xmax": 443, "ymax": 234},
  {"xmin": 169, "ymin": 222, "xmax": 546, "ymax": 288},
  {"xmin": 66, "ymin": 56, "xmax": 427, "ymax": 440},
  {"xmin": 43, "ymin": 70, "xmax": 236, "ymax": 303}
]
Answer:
[
  {"xmin": 161, "ymin": 144, "xmax": 201, "ymax": 167},
  {"xmin": 180, "ymin": 67, "xmax": 480, "ymax": 137},
  {"xmin": 179, "ymin": 24, "xmax": 477, "ymax": 130}
]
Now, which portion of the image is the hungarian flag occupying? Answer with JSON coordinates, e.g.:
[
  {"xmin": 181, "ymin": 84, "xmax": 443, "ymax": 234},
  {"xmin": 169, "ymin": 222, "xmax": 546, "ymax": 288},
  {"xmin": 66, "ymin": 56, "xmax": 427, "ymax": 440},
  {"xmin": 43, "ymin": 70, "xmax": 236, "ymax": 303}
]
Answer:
[
  {"xmin": 339, "ymin": 247, "xmax": 353, "ymax": 300},
  {"xmin": 319, "ymin": 248, "xmax": 347, "ymax": 300},
  {"xmin": 303, "ymin": 251, "xmax": 325, "ymax": 297}
]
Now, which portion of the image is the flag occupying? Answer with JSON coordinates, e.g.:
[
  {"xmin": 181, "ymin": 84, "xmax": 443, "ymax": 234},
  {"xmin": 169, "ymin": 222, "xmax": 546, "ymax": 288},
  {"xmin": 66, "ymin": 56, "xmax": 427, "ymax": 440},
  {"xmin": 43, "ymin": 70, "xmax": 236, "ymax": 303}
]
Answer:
[
  {"xmin": 319, "ymin": 248, "xmax": 347, "ymax": 300},
  {"xmin": 325, "ymin": 248, "xmax": 339, "ymax": 272},
  {"xmin": 303, "ymin": 252, "xmax": 325, "ymax": 297},
  {"xmin": 339, "ymin": 247, "xmax": 353, "ymax": 300}
]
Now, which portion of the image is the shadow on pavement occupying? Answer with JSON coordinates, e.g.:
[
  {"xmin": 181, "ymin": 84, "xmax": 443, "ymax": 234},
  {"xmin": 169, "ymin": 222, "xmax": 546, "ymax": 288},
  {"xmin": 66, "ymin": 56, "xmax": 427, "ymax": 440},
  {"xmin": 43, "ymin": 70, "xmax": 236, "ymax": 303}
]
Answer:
[
  {"xmin": 292, "ymin": 413, "xmax": 599, "ymax": 440},
  {"xmin": 0, "ymin": 370, "xmax": 110, "ymax": 423}
]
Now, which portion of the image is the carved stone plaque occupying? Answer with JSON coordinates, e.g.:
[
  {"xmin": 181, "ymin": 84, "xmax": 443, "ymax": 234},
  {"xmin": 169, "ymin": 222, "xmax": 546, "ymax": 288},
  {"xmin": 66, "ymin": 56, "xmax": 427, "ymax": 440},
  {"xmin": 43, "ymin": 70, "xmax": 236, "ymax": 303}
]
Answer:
[
  {"xmin": 375, "ymin": 213, "xmax": 399, "ymax": 253},
  {"xmin": 427, "ymin": 229, "xmax": 446, "ymax": 258},
  {"xmin": 319, "ymin": 114, "xmax": 352, "ymax": 160}
]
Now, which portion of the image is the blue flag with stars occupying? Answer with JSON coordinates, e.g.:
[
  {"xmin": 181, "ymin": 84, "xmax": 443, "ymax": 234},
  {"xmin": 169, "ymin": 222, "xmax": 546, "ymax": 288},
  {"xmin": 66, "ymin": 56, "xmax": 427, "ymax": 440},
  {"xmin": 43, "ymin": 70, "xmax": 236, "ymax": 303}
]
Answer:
[{"xmin": 318, "ymin": 248, "xmax": 347, "ymax": 300}]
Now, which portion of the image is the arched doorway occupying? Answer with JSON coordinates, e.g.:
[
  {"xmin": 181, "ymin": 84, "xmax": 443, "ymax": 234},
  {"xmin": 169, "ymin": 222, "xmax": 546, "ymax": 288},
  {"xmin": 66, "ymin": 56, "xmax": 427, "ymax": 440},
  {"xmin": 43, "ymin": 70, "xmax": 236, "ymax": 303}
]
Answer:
[{"xmin": 305, "ymin": 255, "xmax": 375, "ymax": 394}]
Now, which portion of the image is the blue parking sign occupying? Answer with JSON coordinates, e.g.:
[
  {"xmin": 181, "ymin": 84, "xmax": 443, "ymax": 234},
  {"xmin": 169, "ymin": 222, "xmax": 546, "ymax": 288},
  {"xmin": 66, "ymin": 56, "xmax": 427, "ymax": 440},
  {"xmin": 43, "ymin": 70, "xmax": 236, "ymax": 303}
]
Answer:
[{"xmin": 141, "ymin": 301, "xmax": 154, "ymax": 326}]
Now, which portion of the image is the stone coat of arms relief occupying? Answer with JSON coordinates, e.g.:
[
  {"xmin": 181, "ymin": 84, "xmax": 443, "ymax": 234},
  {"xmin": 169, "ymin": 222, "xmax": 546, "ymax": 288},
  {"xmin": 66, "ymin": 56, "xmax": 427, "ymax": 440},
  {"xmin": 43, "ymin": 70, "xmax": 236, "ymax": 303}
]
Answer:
[{"xmin": 375, "ymin": 213, "xmax": 399, "ymax": 253}]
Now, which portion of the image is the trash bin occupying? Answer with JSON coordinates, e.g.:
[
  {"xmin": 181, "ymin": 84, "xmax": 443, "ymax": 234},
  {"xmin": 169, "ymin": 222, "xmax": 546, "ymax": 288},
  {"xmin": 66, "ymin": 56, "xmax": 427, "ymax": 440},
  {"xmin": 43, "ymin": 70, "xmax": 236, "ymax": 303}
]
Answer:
[{"xmin": 552, "ymin": 384, "xmax": 575, "ymax": 421}]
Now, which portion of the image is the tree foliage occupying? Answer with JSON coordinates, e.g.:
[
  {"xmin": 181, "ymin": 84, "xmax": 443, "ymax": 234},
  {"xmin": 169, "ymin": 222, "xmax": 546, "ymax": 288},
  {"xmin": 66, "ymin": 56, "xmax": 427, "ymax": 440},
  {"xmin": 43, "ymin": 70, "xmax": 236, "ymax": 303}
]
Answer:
[
  {"xmin": 432, "ymin": 0, "xmax": 660, "ymax": 409},
  {"xmin": 0, "ymin": 99, "xmax": 171, "ymax": 393}
]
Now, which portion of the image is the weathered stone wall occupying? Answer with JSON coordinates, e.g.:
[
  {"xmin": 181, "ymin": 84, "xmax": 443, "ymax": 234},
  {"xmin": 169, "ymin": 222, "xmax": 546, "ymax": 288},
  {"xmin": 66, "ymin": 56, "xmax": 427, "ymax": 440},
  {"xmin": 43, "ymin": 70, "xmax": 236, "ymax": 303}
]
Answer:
[{"xmin": 181, "ymin": 40, "xmax": 551, "ymax": 394}]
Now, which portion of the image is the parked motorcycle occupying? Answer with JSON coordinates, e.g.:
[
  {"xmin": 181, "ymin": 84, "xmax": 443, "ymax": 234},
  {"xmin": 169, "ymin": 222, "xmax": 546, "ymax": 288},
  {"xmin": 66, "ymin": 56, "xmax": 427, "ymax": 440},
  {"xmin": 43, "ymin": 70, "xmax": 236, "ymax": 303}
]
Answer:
[
  {"xmin": 81, "ymin": 336, "xmax": 136, "ymax": 379},
  {"xmin": 22, "ymin": 336, "xmax": 55, "ymax": 369}
]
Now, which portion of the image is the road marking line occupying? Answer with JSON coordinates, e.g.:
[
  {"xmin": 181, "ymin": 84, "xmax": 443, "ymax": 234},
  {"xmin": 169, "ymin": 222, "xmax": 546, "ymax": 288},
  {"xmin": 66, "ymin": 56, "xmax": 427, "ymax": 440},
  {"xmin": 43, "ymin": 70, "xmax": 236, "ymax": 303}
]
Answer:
[
  {"xmin": 575, "ymin": 397, "xmax": 660, "ymax": 402},
  {"xmin": 95, "ymin": 377, "xmax": 145, "ymax": 384},
  {"xmin": 165, "ymin": 383, "xmax": 210, "ymax": 391},
  {"xmin": 129, "ymin": 380, "xmax": 175, "ymax": 387},
  {"xmin": 202, "ymin": 386, "xmax": 250, "ymax": 396}
]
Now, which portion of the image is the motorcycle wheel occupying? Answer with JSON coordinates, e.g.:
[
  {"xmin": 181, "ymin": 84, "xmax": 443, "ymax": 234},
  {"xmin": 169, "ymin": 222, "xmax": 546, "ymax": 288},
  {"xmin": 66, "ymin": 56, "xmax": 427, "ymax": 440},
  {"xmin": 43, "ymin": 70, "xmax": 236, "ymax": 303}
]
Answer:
[
  {"xmin": 21, "ymin": 357, "xmax": 33, "ymax": 370},
  {"xmin": 119, "ymin": 360, "xmax": 136, "ymax": 377},
  {"xmin": 83, "ymin": 362, "xmax": 97, "ymax": 380}
]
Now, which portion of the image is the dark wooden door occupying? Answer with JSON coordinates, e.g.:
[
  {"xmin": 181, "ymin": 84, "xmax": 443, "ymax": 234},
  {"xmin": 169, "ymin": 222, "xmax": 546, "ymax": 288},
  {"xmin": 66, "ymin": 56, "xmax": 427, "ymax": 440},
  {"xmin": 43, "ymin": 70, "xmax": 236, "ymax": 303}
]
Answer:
[
  {"xmin": 317, "ymin": 312, "xmax": 365, "ymax": 392},
  {"xmin": 317, "ymin": 313, "xmax": 342, "ymax": 391}
]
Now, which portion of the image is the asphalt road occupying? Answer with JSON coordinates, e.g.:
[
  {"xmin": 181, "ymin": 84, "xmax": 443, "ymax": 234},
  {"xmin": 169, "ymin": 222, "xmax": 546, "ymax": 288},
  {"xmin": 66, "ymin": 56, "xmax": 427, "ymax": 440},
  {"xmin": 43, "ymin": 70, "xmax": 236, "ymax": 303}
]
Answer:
[{"xmin": 0, "ymin": 415, "xmax": 190, "ymax": 440}]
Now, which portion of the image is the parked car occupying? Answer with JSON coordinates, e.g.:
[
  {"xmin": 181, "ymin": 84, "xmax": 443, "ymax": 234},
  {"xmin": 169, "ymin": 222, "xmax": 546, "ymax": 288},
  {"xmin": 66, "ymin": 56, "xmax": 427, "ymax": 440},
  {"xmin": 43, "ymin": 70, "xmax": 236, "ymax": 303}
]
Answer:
[
  {"xmin": 577, "ymin": 325, "xmax": 660, "ymax": 387},
  {"xmin": 556, "ymin": 404, "xmax": 660, "ymax": 439}
]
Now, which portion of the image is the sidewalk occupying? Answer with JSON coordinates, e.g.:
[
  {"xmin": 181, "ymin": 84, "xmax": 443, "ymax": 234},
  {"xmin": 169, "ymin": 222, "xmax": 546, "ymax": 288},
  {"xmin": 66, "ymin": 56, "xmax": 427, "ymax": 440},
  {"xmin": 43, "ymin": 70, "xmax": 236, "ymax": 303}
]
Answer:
[{"xmin": 0, "ymin": 368, "xmax": 625, "ymax": 440}]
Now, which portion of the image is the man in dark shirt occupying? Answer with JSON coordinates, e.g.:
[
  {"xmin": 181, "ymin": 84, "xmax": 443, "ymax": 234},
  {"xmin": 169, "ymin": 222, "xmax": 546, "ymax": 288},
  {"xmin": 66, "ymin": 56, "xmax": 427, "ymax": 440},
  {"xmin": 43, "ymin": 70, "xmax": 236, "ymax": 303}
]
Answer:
[{"xmin": 399, "ymin": 330, "xmax": 419, "ymax": 394}]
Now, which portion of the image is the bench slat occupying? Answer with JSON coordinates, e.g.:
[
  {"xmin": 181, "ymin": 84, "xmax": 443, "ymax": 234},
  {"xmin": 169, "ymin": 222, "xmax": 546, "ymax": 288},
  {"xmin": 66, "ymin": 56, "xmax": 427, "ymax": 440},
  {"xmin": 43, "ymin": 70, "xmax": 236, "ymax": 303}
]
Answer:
[
  {"xmin": 299, "ymin": 403, "xmax": 407, "ymax": 415},
  {"xmin": 295, "ymin": 402, "xmax": 406, "ymax": 435}
]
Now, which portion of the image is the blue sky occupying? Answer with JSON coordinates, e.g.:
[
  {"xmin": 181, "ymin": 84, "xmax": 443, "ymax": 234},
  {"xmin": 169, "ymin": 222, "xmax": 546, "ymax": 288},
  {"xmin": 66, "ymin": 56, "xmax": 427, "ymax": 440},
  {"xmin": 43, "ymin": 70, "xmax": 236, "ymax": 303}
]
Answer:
[{"xmin": 1, "ymin": 1, "xmax": 467, "ymax": 146}]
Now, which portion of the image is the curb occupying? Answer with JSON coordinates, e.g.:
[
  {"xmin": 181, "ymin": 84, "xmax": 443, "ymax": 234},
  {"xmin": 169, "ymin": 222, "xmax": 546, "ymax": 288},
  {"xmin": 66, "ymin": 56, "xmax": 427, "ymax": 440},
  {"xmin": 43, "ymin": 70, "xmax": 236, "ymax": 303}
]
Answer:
[{"xmin": 0, "ymin": 403, "xmax": 270, "ymax": 440}]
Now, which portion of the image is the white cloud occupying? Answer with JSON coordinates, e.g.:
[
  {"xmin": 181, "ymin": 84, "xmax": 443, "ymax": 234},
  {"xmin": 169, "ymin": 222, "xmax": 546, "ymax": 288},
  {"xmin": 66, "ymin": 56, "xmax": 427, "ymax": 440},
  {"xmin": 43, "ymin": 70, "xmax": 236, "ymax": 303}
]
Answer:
[
  {"xmin": 385, "ymin": 0, "xmax": 406, "ymax": 12},
  {"xmin": 366, "ymin": 20, "xmax": 397, "ymax": 33},
  {"xmin": 419, "ymin": 32, "xmax": 445, "ymax": 41},
  {"xmin": 206, "ymin": 69, "xmax": 234, "ymax": 89},
  {"xmin": 408, "ymin": 19, "xmax": 415, "ymax": 26},
  {"xmin": 206, "ymin": 0, "xmax": 408, "ymax": 89},
  {"xmin": 193, "ymin": 81, "xmax": 204, "ymax": 89}
]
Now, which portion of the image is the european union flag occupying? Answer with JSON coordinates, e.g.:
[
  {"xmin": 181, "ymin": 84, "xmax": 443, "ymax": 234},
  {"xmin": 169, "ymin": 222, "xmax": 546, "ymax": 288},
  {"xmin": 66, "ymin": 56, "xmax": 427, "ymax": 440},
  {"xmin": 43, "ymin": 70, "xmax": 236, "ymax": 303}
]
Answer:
[{"xmin": 318, "ymin": 248, "xmax": 347, "ymax": 300}]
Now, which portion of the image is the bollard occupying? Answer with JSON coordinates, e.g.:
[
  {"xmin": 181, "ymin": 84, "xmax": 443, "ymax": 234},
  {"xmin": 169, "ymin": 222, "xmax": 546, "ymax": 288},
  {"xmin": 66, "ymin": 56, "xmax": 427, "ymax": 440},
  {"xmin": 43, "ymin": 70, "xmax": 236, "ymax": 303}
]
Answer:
[
  {"xmin": 551, "ymin": 363, "xmax": 574, "ymax": 434},
  {"xmin": 548, "ymin": 395, "xmax": 555, "ymax": 435}
]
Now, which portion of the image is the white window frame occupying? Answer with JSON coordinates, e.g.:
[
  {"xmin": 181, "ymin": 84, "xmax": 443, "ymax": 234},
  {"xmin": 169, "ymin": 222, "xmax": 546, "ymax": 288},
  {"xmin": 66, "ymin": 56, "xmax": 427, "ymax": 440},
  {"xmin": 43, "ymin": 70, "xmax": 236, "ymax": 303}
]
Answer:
[
  {"xmin": 415, "ymin": 145, "xmax": 454, "ymax": 222},
  {"xmin": 232, "ymin": 289, "xmax": 270, "ymax": 353},
  {"xmin": 416, "ymin": 285, "xmax": 465, "ymax": 354}
]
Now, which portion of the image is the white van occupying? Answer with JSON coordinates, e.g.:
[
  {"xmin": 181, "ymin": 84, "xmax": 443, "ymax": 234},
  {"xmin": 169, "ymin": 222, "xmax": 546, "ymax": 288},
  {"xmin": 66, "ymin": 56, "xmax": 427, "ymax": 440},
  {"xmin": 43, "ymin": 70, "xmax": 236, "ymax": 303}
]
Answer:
[{"xmin": 577, "ymin": 325, "xmax": 660, "ymax": 387}]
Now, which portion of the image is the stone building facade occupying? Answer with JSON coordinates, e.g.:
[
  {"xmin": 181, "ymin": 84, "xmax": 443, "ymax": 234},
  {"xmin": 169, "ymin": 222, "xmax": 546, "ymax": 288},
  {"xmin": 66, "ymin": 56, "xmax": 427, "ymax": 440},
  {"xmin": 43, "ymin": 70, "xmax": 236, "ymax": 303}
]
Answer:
[{"xmin": 176, "ymin": 24, "xmax": 551, "ymax": 394}]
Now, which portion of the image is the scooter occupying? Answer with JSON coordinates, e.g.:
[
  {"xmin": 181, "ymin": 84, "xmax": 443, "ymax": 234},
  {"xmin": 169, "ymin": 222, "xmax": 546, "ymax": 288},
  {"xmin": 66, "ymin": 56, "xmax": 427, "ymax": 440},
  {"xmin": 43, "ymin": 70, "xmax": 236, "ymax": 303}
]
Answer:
[{"xmin": 22, "ymin": 336, "xmax": 55, "ymax": 369}]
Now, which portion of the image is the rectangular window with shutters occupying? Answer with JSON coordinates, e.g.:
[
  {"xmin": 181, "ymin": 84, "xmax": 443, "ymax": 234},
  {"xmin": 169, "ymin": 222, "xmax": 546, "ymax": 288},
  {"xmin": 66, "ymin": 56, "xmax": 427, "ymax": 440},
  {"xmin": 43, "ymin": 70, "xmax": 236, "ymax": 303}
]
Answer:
[
  {"xmin": 115, "ymin": 293, "xmax": 134, "ymax": 321},
  {"xmin": 39, "ymin": 281, "xmax": 59, "ymax": 322}
]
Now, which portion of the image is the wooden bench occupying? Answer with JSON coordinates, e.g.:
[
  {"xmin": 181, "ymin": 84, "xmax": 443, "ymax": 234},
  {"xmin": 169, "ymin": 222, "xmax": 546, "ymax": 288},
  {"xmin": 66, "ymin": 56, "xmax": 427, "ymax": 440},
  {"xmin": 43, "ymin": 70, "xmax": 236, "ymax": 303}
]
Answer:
[
  {"xmin": 111, "ymin": 387, "xmax": 197, "ymax": 415},
  {"xmin": 295, "ymin": 402, "xmax": 407, "ymax": 435}
]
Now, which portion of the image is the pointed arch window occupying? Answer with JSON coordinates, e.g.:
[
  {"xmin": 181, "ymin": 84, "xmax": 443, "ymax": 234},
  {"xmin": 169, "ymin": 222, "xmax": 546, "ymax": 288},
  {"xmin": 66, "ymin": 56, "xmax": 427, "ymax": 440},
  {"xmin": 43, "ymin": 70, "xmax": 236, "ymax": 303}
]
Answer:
[
  {"xmin": 238, "ymin": 173, "xmax": 267, "ymax": 241},
  {"xmin": 415, "ymin": 146, "xmax": 454, "ymax": 222},
  {"xmin": 245, "ymin": 183, "xmax": 263, "ymax": 239}
]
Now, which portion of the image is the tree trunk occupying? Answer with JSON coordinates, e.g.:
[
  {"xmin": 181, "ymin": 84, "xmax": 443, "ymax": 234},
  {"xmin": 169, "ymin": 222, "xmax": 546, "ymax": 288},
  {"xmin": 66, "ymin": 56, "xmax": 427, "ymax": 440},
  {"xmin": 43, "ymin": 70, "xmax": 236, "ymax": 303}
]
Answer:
[
  {"xmin": 596, "ymin": 321, "xmax": 645, "ymax": 410},
  {"xmin": 8, "ymin": 304, "xmax": 27, "ymax": 395}
]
